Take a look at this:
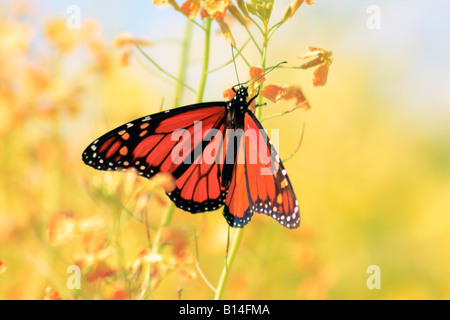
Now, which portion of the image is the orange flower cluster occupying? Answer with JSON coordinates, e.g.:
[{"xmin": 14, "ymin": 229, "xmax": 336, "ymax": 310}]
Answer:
[
  {"xmin": 0, "ymin": 16, "xmax": 110, "ymax": 137},
  {"xmin": 152, "ymin": 0, "xmax": 315, "ymax": 44},
  {"xmin": 129, "ymin": 228, "xmax": 197, "ymax": 296},
  {"xmin": 223, "ymin": 66, "xmax": 310, "ymax": 111},
  {"xmin": 154, "ymin": 0, "xmax": 245, "ymax": 45},
  {"xmin": 298, "ymin": 46, "xmax": 333, "ymax": 87},
  {"xmin": 46, "ymin": 211, "xmax": 111, "ymax": 271},
  {"xmin": 113, "ymin": 32, "xmax": 154, "ymax": 66},
  {"xmin": 0, "ymin": 261, "xmax": 7, "ymax": 276},
  {"xmin": 45, "ymin": 18, "xmax": 108, "ymax": 66},
  {"xmin": 44, "ymin": 286, "xmax": 62, "ymax": 300},
  {"xmin": 282, "ymin": 0, "xmax": 315, "ymax": 22},
  {"xmin": 44, "ymin": 168, "xmax": 196, "ymax": 299}
]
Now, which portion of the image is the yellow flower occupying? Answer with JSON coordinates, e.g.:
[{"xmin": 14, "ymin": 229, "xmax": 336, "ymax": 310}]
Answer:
[
  {"xmin": 154, "ymin": 0, "xmax": 237, "ymax": 45},
  {"xmin": 178, "ymin": 267, "xmax": 197, "ymax": 281},
  {"xmin": 245, "ymin": 0, "xmax": 275, "ymax": 24},
  {"xmin": 223, "ymin": 66, "xmax": 309, "ymax": 111},
  {"xmin": 0, "ymin": 261, "xmax": 7, "ymax": 275},
  {"xmin": 139, "ymin": 249, "xmax": 164, "ymax": 264},
  {"xmin": 179, "ymin": 0, "xmax": 231, "ymax": 19},
  {"xmin": 153, "ymin": 0, "xmax": 181, "ymax": 10},
  {"xmin": 312, "ymin": 64, "xmax": 329, "ymax": 87},
  {"xmin": 85, "ymin": 261, "xmax": 116, "ymax": 282},
  {"xmin": 45, "ymin": 212, "xmax": 77, "ymax": 247},
  {"xmin": 298, "ymin": 46, "xmax": 333, "ymax": 87},
  {"xmin": 45, "ymin": 18, "xmax": 105, "ymax": 57},
  {"xmin": 44, "ymin": 286, "xmax": 62, "ymax": 300},
  {"xmin": 113, "ymin": 33, "xmax": 153, "ymax": 66},
  {"xmin": 181, "ymin": 0, "xmax": 202, "ymax": 19},
  {"xmin": 45, "ymin": 20, "xmax": 80, "ymax": 53},
  {"xmin": 204, "ymin": 0, "xmax": 230, "ymax": 19},
  {"xmin": 106, "ymin": 281, "xmax": 130, "ymax": 300},
  {"xmin": 0, "ymin": 19, "xmax": 34, "ymax": 55},
  {"xmin": 261, "ymin": 84, "xmax": 284, "ymax": 103},
  {"xmin": 286, "ymin": 0, "xmax": 315, "ymax": 20},
  {"xmin": 280, "ymin": 85, "xmax": 310, "ymax": 110},
  {"xmin": 77, "ymin": 214, "xmax": 108, "ymax": 234}
]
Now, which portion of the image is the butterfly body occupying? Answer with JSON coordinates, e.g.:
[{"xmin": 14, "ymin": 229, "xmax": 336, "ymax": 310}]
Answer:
[
  {"xmin": 82, "ymin": 85, "xmax": 300, "ymax": 229},
  {"xmin": 225, "ymin": 86, "xmax": 250, "ymax": 124}
]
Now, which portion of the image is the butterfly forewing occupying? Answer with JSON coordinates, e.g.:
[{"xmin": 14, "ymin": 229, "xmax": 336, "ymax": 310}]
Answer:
[
  {"xmin": 82, "ymin": 102, "xmax": 230, "ymax": 213},
  {"xmin": 242, "ymin": 112, "xmax": 300, "ymax": 229}
]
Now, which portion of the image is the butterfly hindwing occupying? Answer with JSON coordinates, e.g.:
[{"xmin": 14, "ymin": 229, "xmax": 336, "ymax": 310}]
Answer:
[
  {"xmin": 222, "ymin": 129, "xmax": 254, "ymax": 228},
  {"xmin": 167, "ymin": 116, "xmax": 230, "ymax": 213}
]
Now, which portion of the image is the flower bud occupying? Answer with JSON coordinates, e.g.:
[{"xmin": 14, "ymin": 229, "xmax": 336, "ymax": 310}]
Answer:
[
  {"xmin": 236, "ymin": 0, "xmax": 250, "ymax": 17},
  {"xmin": 290, "ymin": 0, "xmax": 304, "ymax": 17},
  {"xmin": 281, "ymin": 6, "xmax": 292, "ymax": 22}
]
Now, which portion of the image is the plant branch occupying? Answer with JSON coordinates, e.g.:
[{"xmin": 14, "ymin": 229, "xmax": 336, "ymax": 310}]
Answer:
[
  {"xmin": 244, "ymin": 22, "xmax": 262, "ymax": 54},
  {"xmin": 135, "ymin": 44, "xmax": 196, "ymax": 94},
  {"xmin": 208, "ymin": 39, "xmax": 251, "ymax": 74},
  {"xmin": 196, "ymin": 18, "xmax": 212, "ymax": 103},
  {"xmin": 193, "ymin": 227, "xmax": 217, "ymax": 292},
  {"xmin": 260, "ymin": 100, "xmax": 309, "ymax": 122},
  {"xmin": 174, "ymin": 19, "xmax": 193, "ymax": 106},
  {"xmin": 214, "ymin": 228, "xmax": 245, "ymax": 300},
  {"xmin": 283, "ymin": 122, "xmax": 305, "ymax": 163}
]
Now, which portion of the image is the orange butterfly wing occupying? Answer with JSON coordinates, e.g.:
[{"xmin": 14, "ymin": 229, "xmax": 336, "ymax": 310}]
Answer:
[
  {"xmin": 83, "ymin": 103, "xmax": 230, "ymax": 213},
  {"xmin": 222, "ymin": 112, "xmax": 300, "ymax": 229}
]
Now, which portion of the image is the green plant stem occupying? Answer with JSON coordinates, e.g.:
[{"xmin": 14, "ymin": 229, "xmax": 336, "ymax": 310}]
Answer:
[
  {"xmin": 153, "ymin": 203, "xmax": 175, "ymax": 253},
  {"xmin": 193, "ymin": 228, "xmax": 216, "ymax": 292},
  {"xmin": 112, "ymin": 202, "xmax": 127, "ymax": 281},
  {"xmin": 208, "ymin": 39, "xmax": 251, "ymax": 74},
  {"xmin": 214, "ymin": 20, "xmax": 272, "ymax": 298},
  {"xmin": 138, "ymin": 202, "xmax": 175, "ymax": 300},
  {"xmin": 135, "ymin": 44, "xmax": 196, "ymax": 93},
  {"xmin": 260, "ymin": 100, "xmax": 309, "ymax": 122},
  {"xmin": 214, "ymin": 227, "xmax": 245, "ymax": 300},
  {"xmin": 244, "ymin": 22, "xmax": 262, "ymax": 54},
  {"xmin": 282, "ymin": 122, "xmax": 305, "ymax": 163},
  {"xmin": 174, "ymin": 19, "xmax": 193, "ymax": 107},
  {"xmin": 119, "ymin": 201, "xmax": 158, "ymax": 230},
  {"xmin": 248, "ymin": 16, "xmax": 264, "ymax": 36},
  {"xmin": 268, "ymin": 21, "xmax": 284, "ymax": 40},
  {"xmin": 257, "ymin": 22, "xmax": 269, "ymax": 119},
  {"xmin": 196, "ymin": 18, "xmax": 212, "ymax": 103}
]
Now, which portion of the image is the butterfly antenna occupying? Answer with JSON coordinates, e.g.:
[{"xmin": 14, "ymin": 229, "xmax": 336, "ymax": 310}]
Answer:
[
  {"xmin": 249, "ymin": 61, "xmax": 287, "ymax": 88},
  {"xmin": 231, "ymin": 45, "xmax": 241, "ymax": 87}
]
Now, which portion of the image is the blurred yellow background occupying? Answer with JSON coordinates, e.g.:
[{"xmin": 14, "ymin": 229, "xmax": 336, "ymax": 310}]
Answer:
[{"xmin": 1, "ymin": 0, "xmax": 449, "ymax": 299}]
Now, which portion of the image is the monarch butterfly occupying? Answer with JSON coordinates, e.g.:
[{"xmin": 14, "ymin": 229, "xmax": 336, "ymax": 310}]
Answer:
[{"xmin": 82, "ymin": 84, "xmax": 300, "ymax": 229}]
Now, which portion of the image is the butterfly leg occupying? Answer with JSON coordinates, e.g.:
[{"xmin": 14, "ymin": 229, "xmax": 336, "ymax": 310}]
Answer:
[
  {"xmin": 247, "ymin": 85, "xmax": 260, "ymax": 106},
  {"xmin": 254, "ymin": 102, "xmax": 267, "ymax": 110}
]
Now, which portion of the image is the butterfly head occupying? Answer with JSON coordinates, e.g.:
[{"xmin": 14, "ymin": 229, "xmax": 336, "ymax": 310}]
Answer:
[
  {"xmin": 227, "ymin": 85, "xmax": 257, "ymax": 116},
  {"xmin": 234, "ymin": 86, "xmax": 249, "ymax": 103}
]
